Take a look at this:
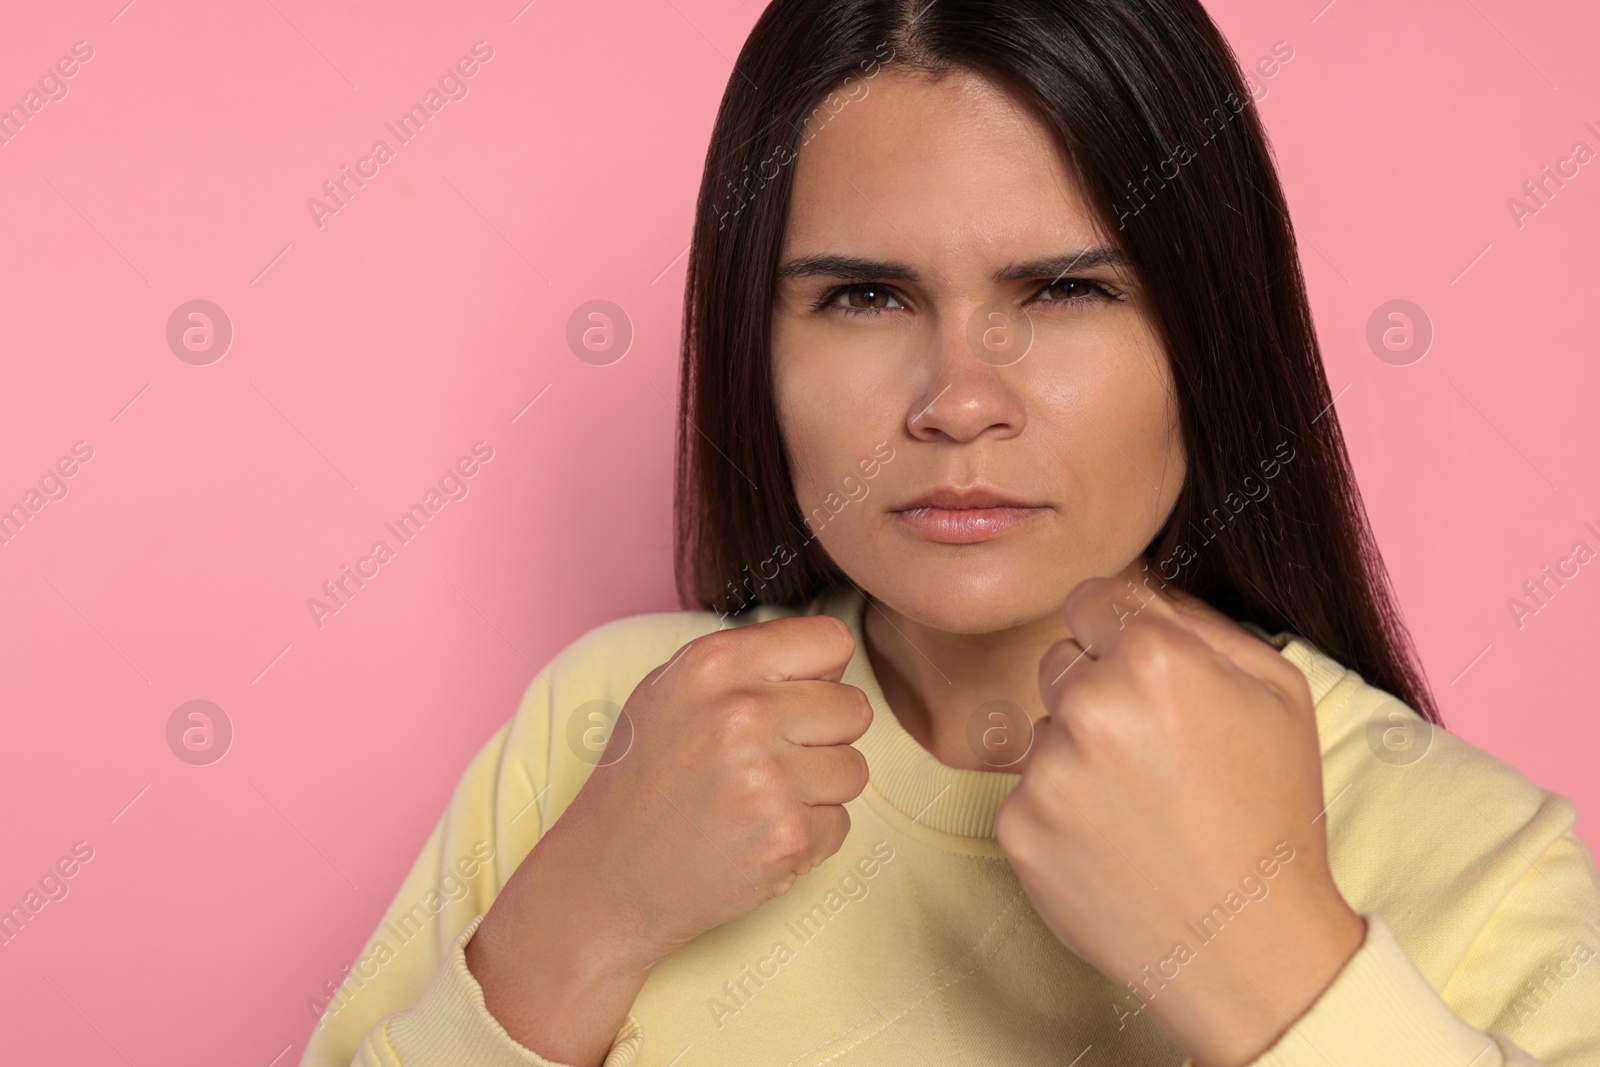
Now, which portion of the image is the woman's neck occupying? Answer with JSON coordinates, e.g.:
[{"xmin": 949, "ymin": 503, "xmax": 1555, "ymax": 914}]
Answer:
[{"xmin": 860, "ymin": 558, "xmax": 1149, "ymax": 772}]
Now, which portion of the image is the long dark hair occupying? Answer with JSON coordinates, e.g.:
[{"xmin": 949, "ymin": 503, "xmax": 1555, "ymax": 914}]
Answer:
[{"xmin": 671, "ymin": 0, "xmax": 1442, "ymax": 726}]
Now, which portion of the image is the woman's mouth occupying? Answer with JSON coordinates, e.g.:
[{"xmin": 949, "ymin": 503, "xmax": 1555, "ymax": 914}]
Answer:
[
  {"xmin": 893, "ymin": 505, "xmax": 1047, "ymax": 543},
  {"xmin": 890, "ymin": 487, "xmax": 1048, "ymax": 544}
]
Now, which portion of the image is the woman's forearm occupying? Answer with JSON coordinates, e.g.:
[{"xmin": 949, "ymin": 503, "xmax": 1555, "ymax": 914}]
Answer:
[{"xmin": 464, "ymin": 822, "xmax": 656, "ymax": 1067}]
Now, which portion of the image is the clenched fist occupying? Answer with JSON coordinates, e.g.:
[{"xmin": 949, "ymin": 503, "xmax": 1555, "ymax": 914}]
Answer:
[
  {"xmin": 468, "ymin": 614, "xmax": 873, "ymax": 1067},
  {"xmin": 994, "ymin": 576, "xmax": 1365, "ymax": 1067}
]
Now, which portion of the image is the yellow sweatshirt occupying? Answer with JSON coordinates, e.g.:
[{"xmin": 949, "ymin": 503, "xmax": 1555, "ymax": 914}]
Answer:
[{"xmin": 298, "ymin": 586, "xmax": 1600, "ymax": 1067}]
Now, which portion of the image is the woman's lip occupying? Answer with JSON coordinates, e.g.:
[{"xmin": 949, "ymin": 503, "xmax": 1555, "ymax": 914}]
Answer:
[{"xmin": 892, "ymin": 505, "xmax": 1048, "ymax": 544}]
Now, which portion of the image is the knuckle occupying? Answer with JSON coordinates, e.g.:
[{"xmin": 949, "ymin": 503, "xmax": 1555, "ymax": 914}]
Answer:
[
  {"xmin": 845, "ymin": 686, "xmax": 874, "ymax": 732},
  {"xmin": 994, "ymin": 791, "xmax": 1032, "ymax": 847},
  {"xmin": 759, "ymin": 812, "xmax": 811, "ymax": 863},
  {"xmin": 831, "ymin": 806, "xmax": 853, "ymax": 844},
  {"xmin": 994, "ymin": 794, "xmax": 1017, "ymax": 838},
  {"xmin": 814, "ymin": 613, "xmax": 853, "ymax": 648},
  {"xmin": 686, "ymin": 632, "xmax": 740, "ymax": 675},
  {"xmin": 1063, "ymin": 688, "xmax": 1117, "ymax": 745},
  {"xmin": 841, "ymin": 745, "xmax": 870, "ymax": 792},
  {"xmin": 1056, "ymin": 674, "xmax": 1101, "ymax": 717},
  {"xmin": 713, "ymin": 695, "xmax": 769, "ymax": 749},
  {"xmin": 1276, "ymin": 665, "xmax": 1314, "ymax": 711},
  {"xmin": 730, "ymin": 752, "xmax": 781, "ymax": 799},
  {"xmin": 1023, "ymin": 720, "xmax": 1060, "ymax": 766},
  {"xmin": 1122, "ymin": 625, "xmax": 1177, "ymax": 683}
]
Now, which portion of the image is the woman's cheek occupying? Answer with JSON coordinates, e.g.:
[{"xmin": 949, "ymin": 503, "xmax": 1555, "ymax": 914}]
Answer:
[
  {"xmin": 1042, "ymin": 360, "xmax": 1181, "ymax": 547},
  {"xmin": 1089, "ymin": 334, "xmax": 1183, "ymax": 489}
]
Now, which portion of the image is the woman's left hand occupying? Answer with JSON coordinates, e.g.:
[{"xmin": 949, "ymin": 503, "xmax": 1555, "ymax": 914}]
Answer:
[{"xmin": 994, "ymin": 575, "xmax": 1367, "ymax": 1067}]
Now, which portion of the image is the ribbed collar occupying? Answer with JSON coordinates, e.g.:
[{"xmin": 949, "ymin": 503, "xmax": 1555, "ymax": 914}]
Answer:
[{"xmin": 817, "ymin": 585, "xmax": 1351, "ymax": 842}]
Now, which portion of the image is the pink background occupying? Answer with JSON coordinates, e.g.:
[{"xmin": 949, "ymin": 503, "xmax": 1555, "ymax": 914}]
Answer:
[{"xmin": 1, "ymin": 0, "xmax": 1596, "ymax": 1063}]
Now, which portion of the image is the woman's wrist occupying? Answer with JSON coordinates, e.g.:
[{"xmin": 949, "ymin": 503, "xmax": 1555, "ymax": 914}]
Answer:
[
  {"xmin": 1157, "ymin": 895, "xmax": 1367, "ymax": 1067},
  {"xmin": 465, "ymin": 828, "xmax": 658, "ymax": 1066}
]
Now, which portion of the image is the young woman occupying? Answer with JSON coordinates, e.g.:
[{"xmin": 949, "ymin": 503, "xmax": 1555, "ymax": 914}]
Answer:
[{"xmin": 301, "ymin": 1, "xmax": 1600, "ymax": 1064}]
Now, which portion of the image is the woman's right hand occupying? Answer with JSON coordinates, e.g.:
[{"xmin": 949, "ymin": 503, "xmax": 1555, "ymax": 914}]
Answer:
[{"xmin": 464, "ymin": 614, "xmax": 873, "ymax": 1067}]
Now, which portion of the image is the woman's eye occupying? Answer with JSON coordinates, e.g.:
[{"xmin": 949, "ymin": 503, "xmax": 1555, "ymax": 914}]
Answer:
[
  {"xmin": 1034, "ymin": 278, "xmax": 1114, "ymax": 305},
  {"xmin": 824, "ymin": 284, "xmax": 904, "ymax": 315}
]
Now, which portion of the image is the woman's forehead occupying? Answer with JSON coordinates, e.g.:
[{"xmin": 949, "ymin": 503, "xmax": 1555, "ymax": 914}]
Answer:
[{"xmin": 783, "ymin": 68, "xmax": 1104, "ymax": 266}]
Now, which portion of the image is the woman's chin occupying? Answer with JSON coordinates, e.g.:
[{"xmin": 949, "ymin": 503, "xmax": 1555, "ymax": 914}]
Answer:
[{"xmin": 860, "ymin": 569, "xmax": 1072, "ymax": 636}]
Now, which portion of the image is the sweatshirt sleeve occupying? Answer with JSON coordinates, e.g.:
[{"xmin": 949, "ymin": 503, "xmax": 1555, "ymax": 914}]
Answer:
[
  {"xmin": 296, "ymin": 667, "xmax": 646, "ymax": 1067},
  {"xmin": 1180, "ymin": 822, "xmax": 1600, "ymax": 1067},
  {"xmin": 1237, "ymin": 912, "xmax": 1549, "ymax": 1066},
  {"xmin": 349, "ymin": 911, "xmax": 644, "ymax": 1067}
]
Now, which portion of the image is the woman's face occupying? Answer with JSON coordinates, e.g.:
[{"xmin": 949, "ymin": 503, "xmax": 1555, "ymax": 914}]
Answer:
[{"xmin": 771, "ymin": 67, "xmax": 1186, "ymax": 635}]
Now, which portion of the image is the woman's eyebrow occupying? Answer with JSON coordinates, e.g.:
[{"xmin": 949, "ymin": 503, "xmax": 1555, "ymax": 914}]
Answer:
[
  {"xmin": 776, "ymin": 254, "xmax": 918, "ymax": 282},
  {"xmin": 775, "ymin": 247, "xmax": 1129, "ymax": 283},
  {"xmin": 994, "ymin": 247, "xmax": 1129, "ymax": 282}
]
